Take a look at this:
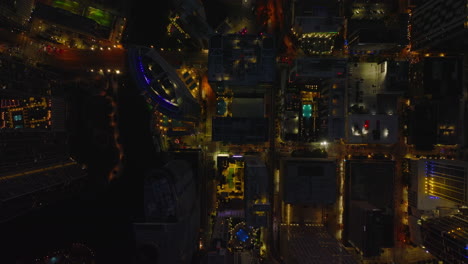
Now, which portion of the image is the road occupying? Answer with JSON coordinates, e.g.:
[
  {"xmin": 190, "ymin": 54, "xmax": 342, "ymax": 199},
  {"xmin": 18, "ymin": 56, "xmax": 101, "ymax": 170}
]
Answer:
[
  {"xmin": 0, "ymin": 26, "xmax": 126, "ymax": 72},
  {"xmin": 0, "ymin": 161, "xmax": 77, "ymax": 181},
  {"xmin": 55, "ymin": 48, "xmax": 126, "ymax": 71}
]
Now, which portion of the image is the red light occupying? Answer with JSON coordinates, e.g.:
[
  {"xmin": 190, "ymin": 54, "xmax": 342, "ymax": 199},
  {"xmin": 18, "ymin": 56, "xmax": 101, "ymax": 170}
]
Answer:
[{"xmin": 364, "ymin": 120, "xmax": 369, "ymax": 129}]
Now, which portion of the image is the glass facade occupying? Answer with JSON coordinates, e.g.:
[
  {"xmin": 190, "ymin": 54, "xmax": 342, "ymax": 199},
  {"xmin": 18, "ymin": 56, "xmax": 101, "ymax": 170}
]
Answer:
[
  {"xmin": 422, "ymin": 215, "xmax": 468, "ymax": 264},
  {"xmin": 424, "ymin": 161, "xmax": 467, "ymax": 204}
]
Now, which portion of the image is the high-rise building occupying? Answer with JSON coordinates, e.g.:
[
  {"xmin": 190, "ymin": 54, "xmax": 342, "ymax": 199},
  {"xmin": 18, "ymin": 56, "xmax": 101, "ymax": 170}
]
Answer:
[
  {"xmin": 345, "ymin": 160, "xmax": 395, "ymax": 248},
  {"xmin": 0, "ymin": 0, "xmax": 34, "ymax": 28},
  {"xmin": 281, "ymin": 157, "xmax": 337, "ymax": 205},
  {"xmin": 31, "ymin": 1, "xmax": 126, "ymax": 47},
  {"xmin": 244, "ymin": 156, "xmax": 270, "ymax": 227},
  {"xmin": 208, "ymin": 34, "xmax": 276, "ymax": 86},
  {"xmin": 135, "ymin": 160, "xmax": 199, "ymax": 264},
  {"xmin": 208, "ymin": 33, "xmax": 275, "ymax": 144},
  {"xmin": 348, "ymin": 200, "xmax": 384, "ymax": 257},
  {"xmin": 421, "ymin": 214, "xmax": 468, "ymax": 264},
  {"xmin": 407, "ymin": 159, "xmax": 462, "ymax": 211},
  {"xmin": 292, "ymin": 16, "xmax": 345, "ymax": 56},
  {"xmin": 423, "ymin": 160, "xmax": 468, "ymax": 205},
  {"xmin": 287, "ymin": 58, "xmax": 347, "ymax": 141},
  {"xmin": 0, "ymin": 58, "xmax": 86, "ymax": 222},
  {"xmin": 410, "ymin": 0, "xmax": 468, "ymax": 50},
  {"xmin": 347, "ymin": 114, "xmax": 398, "ymax": 144},
  {"xmin": 128, "ymin": 45, "xmax": 200, "ymax": 129}
]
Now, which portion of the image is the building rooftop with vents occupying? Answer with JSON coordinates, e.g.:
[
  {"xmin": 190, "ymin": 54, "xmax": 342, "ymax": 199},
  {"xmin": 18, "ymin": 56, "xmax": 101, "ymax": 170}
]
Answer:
[{"xmin": 208, "ymin": 34, "xmax": 275, "ymax": 85}]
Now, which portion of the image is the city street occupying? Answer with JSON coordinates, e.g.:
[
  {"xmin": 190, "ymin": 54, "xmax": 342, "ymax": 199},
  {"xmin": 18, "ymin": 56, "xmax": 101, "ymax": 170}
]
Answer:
[{"xmin": 1, "ymin": 0, "xmax": 466, "ymax": 263}]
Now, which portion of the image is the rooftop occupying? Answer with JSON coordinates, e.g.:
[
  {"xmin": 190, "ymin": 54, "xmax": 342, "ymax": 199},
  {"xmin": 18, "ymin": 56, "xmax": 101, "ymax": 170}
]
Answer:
[
  {"xmin": 281, "ymin": 158, "xmax": 337, "ymax": 204},
  {"xmin": 294, "ymin": 16, "xmax": 344, "ymax": 34},
  {"xmin": 208, "ymin": 34, "xmax": 275, "ymax": 85}
]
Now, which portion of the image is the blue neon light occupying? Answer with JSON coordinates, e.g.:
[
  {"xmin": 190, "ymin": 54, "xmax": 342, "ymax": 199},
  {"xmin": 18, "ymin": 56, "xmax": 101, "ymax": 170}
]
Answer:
[
  {"xmin": 236, "ymin": 228, "xmax": 249, "ymax": 242},
  {"xmin": 138, "ymin": 60, "xmax": 151, "ymax": 85},
  {"xmin": 136, "ymin": 56, "xmax": 178, "ymax": 111}
]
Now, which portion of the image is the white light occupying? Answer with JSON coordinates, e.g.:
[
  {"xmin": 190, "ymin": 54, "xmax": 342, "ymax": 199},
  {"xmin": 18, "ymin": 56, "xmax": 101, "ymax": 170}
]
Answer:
[
  {"xmin": 383, "ymin": 128, "xmax": 389, "ymax": 138},
  {"xmin": 115, "ymin": 70, "xmax": 120, "ymax": 74}
]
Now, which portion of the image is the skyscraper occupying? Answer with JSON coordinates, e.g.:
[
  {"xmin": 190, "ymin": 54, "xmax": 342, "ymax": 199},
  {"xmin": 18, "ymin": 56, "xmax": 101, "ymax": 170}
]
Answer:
[
  {"xmin": 421, "ymin": 214, "xmax": 468, "ymax": 264},
  {"xmin": 0, "ymin": 58, "xmax": 86, "ymax": 222},
  {"xmin": 423, "ymin": 160, "xmax": 468, "ymax": 205}
]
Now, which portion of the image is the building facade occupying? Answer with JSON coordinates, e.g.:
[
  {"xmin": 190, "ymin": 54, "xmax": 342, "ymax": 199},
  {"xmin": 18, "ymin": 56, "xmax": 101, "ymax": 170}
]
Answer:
[
  {"xmin": 423, "ymin": 160, "xmax": 468, "ymax": 205},
  {"xmin": 421, "ymin": 214, "xmax": 468, "ymax": 264},
  {"xmin": 410, "ymin": 0, "xmax": 467, "ymax": 50}
]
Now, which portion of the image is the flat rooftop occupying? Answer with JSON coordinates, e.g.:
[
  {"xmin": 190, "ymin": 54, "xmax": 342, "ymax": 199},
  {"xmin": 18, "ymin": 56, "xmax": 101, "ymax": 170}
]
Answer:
[
  {"xmin": 347, "ymin": 160, "xmax": 395, "ymax": 210},
  {"xmin": 294, "ymin": 16, "xmax": 344, "ymax": 33},
  {"xmin": 282, "ymin": 158, "xmax": 337, "ymax": 204},
  {"xmin": 208, "ymin": 34, "xmax": 275, "ymax": 85}
]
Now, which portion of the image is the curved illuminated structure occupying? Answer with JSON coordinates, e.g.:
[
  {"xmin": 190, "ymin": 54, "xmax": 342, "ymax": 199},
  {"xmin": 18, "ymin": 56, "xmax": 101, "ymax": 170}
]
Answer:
[{"xmin": 128, "ymin": 46, "xmax": 200, "ymax": 121}]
